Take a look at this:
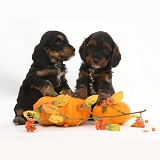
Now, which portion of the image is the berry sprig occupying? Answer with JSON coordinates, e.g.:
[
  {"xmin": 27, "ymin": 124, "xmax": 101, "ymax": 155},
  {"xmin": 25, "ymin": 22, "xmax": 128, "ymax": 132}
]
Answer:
[
  {"xmin": 100, "ymin": 97, "xmax": 114, "ymax": 108},
  {"xmin": 100, "ymin": 97, "xmax": 114, "ymax": 113},
  {"xmin": 94, "ymin": 119, "xmax": 106, "ymax": 130},
  {"xmin": 25, "ymin": 119, "xmax": 37, "ymax": 132},
  {"xmin": 76, "ymin": 102, "xmax": 85, "ymax": 110},
  {"xmin": 131, "ymin": 117, "xmax": 145, "ymax": 128}
]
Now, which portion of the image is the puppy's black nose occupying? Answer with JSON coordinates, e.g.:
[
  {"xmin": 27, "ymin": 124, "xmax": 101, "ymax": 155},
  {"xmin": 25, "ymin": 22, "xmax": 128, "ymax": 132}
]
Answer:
[
  {"xmin": 93, "ymin": 58, "xmax": 99, "ymax": 64},
  {"xmin": 71, "ymin": 46, "xmax": 75, "ymax": 52}
]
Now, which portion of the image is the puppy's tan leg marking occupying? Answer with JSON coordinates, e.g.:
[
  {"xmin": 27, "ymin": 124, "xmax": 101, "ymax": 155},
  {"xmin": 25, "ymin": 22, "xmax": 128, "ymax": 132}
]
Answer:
[
  {"xmin": 32, "ymin": 80, "xmax": 58, "ymax": 97},
  {"xmin": 37, "ymin": 69, "xmax": 59, "ymax": 76}
]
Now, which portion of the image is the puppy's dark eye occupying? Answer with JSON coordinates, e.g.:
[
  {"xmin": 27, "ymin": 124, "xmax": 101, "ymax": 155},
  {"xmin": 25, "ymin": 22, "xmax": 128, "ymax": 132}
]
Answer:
[
  {"xmin": 56, "ymin": 40, "xmax": 63, "ymax": 46},
  {"xmin": 103, "ymin": 48, "xmax": 109, "ymax": 52},
  {"xmin": 89, "ymin": 45, "xmax": 95, "ymax": 50}
]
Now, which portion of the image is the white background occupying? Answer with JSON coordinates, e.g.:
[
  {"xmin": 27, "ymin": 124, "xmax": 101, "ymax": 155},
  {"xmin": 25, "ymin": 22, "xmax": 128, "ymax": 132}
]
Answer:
[{"xmin": 0, "ymin": 0, "xmax": 160, "ymax": 159}]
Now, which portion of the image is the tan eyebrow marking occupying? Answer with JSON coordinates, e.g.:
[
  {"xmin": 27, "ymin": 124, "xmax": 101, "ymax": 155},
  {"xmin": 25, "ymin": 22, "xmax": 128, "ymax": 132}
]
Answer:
[
  {"xmin": 103, "ymin": 42, "xmax": 112, "ymax": 51},
  {"xmin": 57, "ymin": 35, "xmax": 64, "ymax": 41},
  {"xmin": 86, "ymin": 40, "xmax": 97, "ymax": 47}
]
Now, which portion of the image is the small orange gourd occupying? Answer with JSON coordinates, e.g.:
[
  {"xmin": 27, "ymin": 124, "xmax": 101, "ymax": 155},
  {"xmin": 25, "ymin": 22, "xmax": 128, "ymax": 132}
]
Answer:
[
  {"xmin": 93, "ymin": 102, "xmax": 131, "ymax": 125},
  {"xmin": 33, "ymin": 95, "xmax": 92, "ymax": 126},
  {"xmin": 33, "ymin": 96, "xmax": 55, "ymax": 125}
]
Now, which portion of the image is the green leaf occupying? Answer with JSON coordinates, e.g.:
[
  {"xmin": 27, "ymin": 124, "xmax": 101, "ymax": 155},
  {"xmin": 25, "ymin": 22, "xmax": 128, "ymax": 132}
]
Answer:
[
  {"xmin": 130, "ymin": 122, "xmax": 138, "ymax": 127},
  {"xmin": 38, "ymin": 105, "xmax": 43, "ymax": 113},
  {"xmin": 23, "ymin": 110, "xmax": 40, "ymax": 122},
  {"xmin": 54, "ymin": 94, "xmax": 68, "ymax": 106},
  {"xmin": 106, "ymin": 124, "xmax": 120, "ymax": 131},
  {"xmin": 85, "ymin": 95, "xmax": 98, "ymax": 107},
  {"xmin": 92, "ymin": 116, "xmax": 99, "ymax": 121},
  {"xmin": 49, "ymin": 114, "xmax": 63, "ymax": 123},
  {"xmin": 112, "ymin": 91, "xmax": 123, "ymax": 104},
  {"xmin": 102, "ymin": 106, "xmax": 107, "ymax": 113}
]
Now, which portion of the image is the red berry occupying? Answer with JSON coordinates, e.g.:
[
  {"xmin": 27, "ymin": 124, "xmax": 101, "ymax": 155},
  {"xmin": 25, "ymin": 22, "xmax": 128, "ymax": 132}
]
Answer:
[
  {"xmin": 138, "ymin": 123, "xmax": 145, "ymax": 128},
  {"xmin": 33, "ymin": 126, "xmax": 37, "ymax": 130},
  {"xmin": 27, "ymin": 119, "xmax": 34, "ymax": 124},
  {"xmin": 144, "ymin": 119, "xmax": 148, "ymax": 123},
  {"xmin": 95, "ymin": 126, "xmax": 100, "ymax": 130},
  {"xmin": 101, "ymin": 125, "xmax": 106, "ymax": 130},
  {"xmin": 136, "ymin": 119, "xmax": 141, "ymax": 124},
  {"xmin": 64, "ymin": 123, "xmax": 68, "ymax": 128},
  {"xmin": 152, "ymin": 127, "xmax": 155, "ymax": 131}
]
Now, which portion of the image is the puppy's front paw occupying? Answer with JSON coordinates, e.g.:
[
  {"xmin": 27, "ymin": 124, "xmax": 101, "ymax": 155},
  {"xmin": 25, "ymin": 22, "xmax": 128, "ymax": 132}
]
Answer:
[
  {"xmin": 13, "ymin": 117, "xmax": 26, "ymax": 125},
  {"xmin": 96, "ymin": 93, "xmax": 110, "ymax": 105},
  {"xmin": 61, "ymin": 89, "xmax": 73, "ymax": 96},
  {"xmin": 43, "ymin": 86, "xmax": 58, "ymax": 97},
  {"xmin": 73, "ymin": 88, "xmax": 88, "ymax": 99}
]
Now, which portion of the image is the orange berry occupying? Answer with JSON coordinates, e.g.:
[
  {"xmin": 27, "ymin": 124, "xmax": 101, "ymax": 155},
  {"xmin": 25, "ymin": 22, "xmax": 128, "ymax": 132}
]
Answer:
[
  {"xmin": 144, "ymin": 119, "xmax": 148, "ymax": 123},
  {"xmin": 94, "ymin": 120, "xmax": 100, "ymax": 124},
  {"xmin": 152, "ymin": 127, "xmax": 155, "ymax": 131},
  {"xmin": 101, "ymin": 125, "xmax": 106, "ymax": 130},
  {"xmin": 95, "ymin": 126, "xmax": 100, "ymax": 130},
  {"xmin": 138, "ymin": 123, "xmax": 145, "ymax": 128},
  {"xmin": 136, "ymin": 119, "xmax": 141, "ymax": 124},
  {"xmin": 33, "ymin": 126, "xmax": 37, "ymax": 130},
  {"xmin": 100, "ymin": 103, "xmax": 105, "ymax": 107},
  {"xmin": 64, "ymin": 123, "xmax": 68, "ymax": 128},
  {"xmin": 100, "ymin": 121, "xmax": 105, "ymax": 126},
  {"xmin": 27, "ymin": 119, "xmax": 34, "ymax": 124},
  {"xmin": 31, "ymin": 128, "xmax": 34, "ymax": 132}
]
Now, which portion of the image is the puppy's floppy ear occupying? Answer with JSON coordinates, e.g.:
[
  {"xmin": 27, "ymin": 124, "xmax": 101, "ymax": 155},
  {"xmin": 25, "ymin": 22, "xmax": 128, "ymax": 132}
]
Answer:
[
  {"xmin": 111, "ymin": 43, "xmax": 121, "ymax": 67},
  {"xmin": 32, "ymin": 44, "xmax": 49, "ymax": 67},
  {"xmin": 32, "ymin": 33, "xmax": 51, "ymax": 67},
  {"xmin": 39, "ymin": 33, "xmax": 51, "ymax": 47},
  {"xmin": 79, "ymin": 38, "xmax": 88, "ymax": 62}
]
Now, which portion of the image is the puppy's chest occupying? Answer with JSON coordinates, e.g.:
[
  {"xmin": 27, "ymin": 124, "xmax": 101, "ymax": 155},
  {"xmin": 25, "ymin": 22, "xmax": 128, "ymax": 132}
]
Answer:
[
  {"xmin": 53, "ymin": 66, "xmax": 66, "ymax": 80},
  {"xmin": 88, "ymin": 70, "xmax": 110, "ymax": 82},
  {"xmin": 37, "ymin": 65, "xmax": 66, "ymax": 80}
]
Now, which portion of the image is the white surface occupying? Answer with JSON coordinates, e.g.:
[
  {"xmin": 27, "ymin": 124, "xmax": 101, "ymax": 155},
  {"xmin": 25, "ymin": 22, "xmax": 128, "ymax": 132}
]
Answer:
[{"xmin": 0, "ymin": 0, "xmax": 160, "ymax": 159}]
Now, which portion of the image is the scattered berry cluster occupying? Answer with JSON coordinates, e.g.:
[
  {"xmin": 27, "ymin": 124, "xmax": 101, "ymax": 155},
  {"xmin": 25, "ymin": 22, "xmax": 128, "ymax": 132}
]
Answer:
[
  {"xmin": 144, "ymin": 119, "xmax": 156, "ymax": 131},
  {"xmin": 131, "ymin": 118, "xmax": 145, "ymax": 128},
  {"xmin": 94, "ymin": 119, "xmax": 106, "ymax": 130},
  {"xmin": 136, "ymin": 119, "xmax": 145, "ymax": 128},
  {"xmin": 25, "ymin": 119, "xmax": 37, "ymax": 132}
]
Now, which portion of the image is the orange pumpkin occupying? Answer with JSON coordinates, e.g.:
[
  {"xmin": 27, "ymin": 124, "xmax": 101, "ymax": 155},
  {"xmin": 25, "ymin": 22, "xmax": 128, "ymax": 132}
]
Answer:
[
  {"xmin": 92, "ymin": 102, "xmax": 130, "ymax": 124},
  {"xmin": 33, "ymin": 95, "xmax": 91, "ymax": 126},
  {"xmin": 33, "ymin": 96, "xmax": 55, "ymax": 125}
]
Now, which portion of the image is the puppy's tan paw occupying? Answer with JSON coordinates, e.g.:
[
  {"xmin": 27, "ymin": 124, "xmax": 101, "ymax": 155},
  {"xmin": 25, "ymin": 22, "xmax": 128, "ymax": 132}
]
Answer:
[
  {"xmin": 43, "ymin": 86, "xmax": 58, "ymax": 97},
  {"xmin": 73, "ymin": 88, "xmax": 88, "ymax": 99},
  {"xmin": 96, "ymin": 93, "xmax": 110, "ymax": 105},
  {"xmin": 61, "ymin": 89, "xmax": 73, "ymax": 96}
]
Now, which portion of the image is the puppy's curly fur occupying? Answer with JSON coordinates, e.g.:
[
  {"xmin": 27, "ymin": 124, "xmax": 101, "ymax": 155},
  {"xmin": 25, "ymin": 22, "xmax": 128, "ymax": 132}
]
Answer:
[
  {"xmin": 13, "ymin": 31, "xmax": 75, "ymax": 125},
  {"xmin": 73, "ymin": 31, "xmax": 121, "ymax": 107}
]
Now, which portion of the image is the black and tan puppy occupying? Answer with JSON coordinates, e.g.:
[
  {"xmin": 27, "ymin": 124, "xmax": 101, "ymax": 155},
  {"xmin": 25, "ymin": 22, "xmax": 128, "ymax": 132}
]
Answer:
[
  {"xmin": 73, "ymin": 31, "xmax": 121, "ymax": 107},
  {"xmin": 13, "ymin": 31, "xmax": 75, "ymax": 125}
]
